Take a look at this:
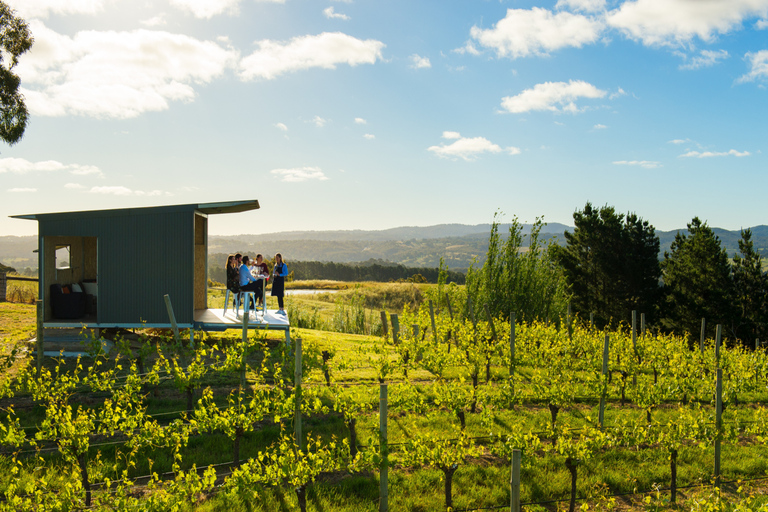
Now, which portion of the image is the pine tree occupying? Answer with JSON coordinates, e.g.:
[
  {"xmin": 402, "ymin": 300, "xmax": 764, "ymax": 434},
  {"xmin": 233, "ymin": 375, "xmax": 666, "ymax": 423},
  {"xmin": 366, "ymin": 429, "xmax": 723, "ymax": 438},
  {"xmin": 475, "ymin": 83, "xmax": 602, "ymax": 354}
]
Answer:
[
  {"xmin": 660, "ymin": 217, "xmax": 735, "ymax": 342},
  {"xmin": 554, "ymin": 203, "xmax": 660, "ymax": 328},
  {"xmin": 732, "ymin": 229, "xmax": 768, "ymax": 345}
]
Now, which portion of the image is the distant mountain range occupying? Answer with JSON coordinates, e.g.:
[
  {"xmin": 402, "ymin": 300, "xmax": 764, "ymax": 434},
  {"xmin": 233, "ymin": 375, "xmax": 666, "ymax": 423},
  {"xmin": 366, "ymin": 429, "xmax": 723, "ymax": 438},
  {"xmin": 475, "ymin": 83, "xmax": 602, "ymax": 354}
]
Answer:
[{"xmin": 2, "ymin": 223, "xmax": 767, "ymax": 272}]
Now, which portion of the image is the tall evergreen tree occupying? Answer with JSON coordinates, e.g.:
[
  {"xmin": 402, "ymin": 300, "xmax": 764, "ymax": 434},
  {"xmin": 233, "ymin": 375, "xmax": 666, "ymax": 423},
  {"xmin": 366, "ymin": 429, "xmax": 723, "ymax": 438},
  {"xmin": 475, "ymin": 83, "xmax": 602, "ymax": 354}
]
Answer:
[
  {"xmin": 732, "ymin": 229, "xmax": 768, "ymax": 345},
  {"xmin": 660, "ymin": 217, "xmax": 735, "ymax": 342},
  {"xmin": 554, "ymin": 203, "xmax": 660, "ymax": 328}
]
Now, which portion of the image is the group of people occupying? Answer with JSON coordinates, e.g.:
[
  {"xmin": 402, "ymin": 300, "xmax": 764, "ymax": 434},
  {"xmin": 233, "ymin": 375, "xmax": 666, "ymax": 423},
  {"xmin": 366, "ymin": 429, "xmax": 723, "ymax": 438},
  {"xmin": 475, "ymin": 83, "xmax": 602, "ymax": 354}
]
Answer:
[{"xmin": 225, "ymin": 252, "xmax": 288, "ymax": 314}]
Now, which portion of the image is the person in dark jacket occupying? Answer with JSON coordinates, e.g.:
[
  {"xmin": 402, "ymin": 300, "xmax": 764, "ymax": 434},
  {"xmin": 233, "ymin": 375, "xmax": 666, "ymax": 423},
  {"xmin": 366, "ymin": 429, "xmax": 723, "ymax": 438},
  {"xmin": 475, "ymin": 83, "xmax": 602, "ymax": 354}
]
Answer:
[
  {"xmin": 271, "ymin": 252, "xmax": 288, "ymax": 314},
  {"xmin": 225, "ymin": 254, "xmax": 240, "ymax": 309}
]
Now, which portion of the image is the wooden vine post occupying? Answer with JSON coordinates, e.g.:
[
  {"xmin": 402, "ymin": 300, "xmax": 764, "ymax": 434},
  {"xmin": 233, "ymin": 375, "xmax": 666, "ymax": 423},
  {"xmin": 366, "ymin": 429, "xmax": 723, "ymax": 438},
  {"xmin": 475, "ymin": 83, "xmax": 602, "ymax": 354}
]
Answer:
[
  {"xmin": 715, "ymin": 367, "xmax": 723, "ymax": 489},
  {"xmin": 631, "ymin": 311, "xmax": 638, "ymax": 385},
  {"xmin": 380, "ymin": 311, "xmax": 389, "ymax": 338},
  {"xmin": 428, "ymin": 299, "xmax": 437, "ymax": 341},
  {"xmin": 700, "ymin": 318, "xmax": 707, "ymax": 354},
  {"xmin": 379, "ymin": 383, "xmax": 389, "ymax": 512},
  {"xmin": 510, "ymin": 449, "xmax": 521, "ymax": 512},
  {"xmin": 509, "ymin": 312, "xmax": 516, "ymax": 404},
  {"xmin": 390, "ymin": 314, "xmax": 400, "ymax": 345},
  {"xmin": 240, "ymin": 307, "xmax": 249, "ymax": 387},
  {"xmin": 295, "ymin": 337, "xmax": 303, "ymax": 451},
  {"xmin": 599, "ymin": 333, "xmax": 610, "ymax": 428},
  {"xmin": 164, "ymin": 294, "xmax": 181, "ymax": 344},
  {"xmin": 36, "ymin": 299, "xmax": 44, "ymax": 377},
  {"xmin": 566, "ymin": 303, "xmax": 572, "ymax": 341},
  {"xmin": 715, "ymin": 324, "xmax": 722, "ymax": 366}
]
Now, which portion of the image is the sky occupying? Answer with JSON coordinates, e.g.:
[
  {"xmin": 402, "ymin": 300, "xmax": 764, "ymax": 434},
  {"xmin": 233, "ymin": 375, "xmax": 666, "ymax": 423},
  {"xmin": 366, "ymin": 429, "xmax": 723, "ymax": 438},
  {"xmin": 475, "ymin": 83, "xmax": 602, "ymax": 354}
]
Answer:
[{"xmin": 2, "ymin": 0, "xmax": 768, "ymax": 237}]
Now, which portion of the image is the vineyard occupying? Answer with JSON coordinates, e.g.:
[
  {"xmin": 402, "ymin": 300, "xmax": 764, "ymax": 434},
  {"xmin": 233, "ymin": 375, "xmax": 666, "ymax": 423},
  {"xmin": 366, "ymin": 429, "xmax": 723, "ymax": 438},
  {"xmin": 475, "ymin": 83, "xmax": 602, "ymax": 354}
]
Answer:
[{"xmin": 2, "ymin": 291, "xmax": 768, "ymax": 511}]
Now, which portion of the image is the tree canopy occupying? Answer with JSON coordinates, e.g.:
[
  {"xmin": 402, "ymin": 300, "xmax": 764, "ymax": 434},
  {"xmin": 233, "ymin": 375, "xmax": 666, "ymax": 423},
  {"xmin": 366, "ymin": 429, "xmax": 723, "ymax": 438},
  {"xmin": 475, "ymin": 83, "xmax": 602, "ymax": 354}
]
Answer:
[
  {"xmin": 554, "ymin": 203, "xmax": 660, "ymax": 329},
  {"xmin": 0, "ymin": 1, "xmax": 33, "ymax": 145},
  {"xmin": 660, "ymin": 217, "xmax": 735, "ymax": 342},
  {"xmin": 466, "ymin": 214, "xmax": 569, "ymax": 323},
  {"xmin": 731, "ymin": 229, "xmax": 768, "ymax": 343}
]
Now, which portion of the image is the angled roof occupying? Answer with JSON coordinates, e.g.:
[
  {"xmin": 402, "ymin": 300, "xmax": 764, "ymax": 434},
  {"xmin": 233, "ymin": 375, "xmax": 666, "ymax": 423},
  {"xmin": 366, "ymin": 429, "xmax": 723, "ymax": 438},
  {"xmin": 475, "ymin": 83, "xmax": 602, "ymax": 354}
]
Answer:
[{"xmin": 10, "ymin": 199, "xmax": 260, "ymax": 221}]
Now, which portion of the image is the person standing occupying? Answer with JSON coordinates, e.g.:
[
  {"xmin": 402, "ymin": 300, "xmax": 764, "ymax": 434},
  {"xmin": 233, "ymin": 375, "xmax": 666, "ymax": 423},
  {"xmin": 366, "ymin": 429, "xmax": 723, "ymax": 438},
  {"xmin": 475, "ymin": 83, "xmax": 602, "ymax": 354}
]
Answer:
[
  {"xmin": 252, "ymin": 254, "xmax": 269, "ymax": 306},
  {"xmin": 271, "ymin": 253, "xmax": 288, "ymax": 314}
]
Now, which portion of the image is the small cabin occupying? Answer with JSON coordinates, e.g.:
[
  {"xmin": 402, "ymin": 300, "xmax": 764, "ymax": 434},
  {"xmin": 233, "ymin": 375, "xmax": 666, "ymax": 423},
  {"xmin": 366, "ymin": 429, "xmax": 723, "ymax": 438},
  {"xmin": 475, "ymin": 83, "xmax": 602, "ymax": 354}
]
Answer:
[{"xmin": 11, "ymin": 200, "xmax": 278, "ymax": 332}]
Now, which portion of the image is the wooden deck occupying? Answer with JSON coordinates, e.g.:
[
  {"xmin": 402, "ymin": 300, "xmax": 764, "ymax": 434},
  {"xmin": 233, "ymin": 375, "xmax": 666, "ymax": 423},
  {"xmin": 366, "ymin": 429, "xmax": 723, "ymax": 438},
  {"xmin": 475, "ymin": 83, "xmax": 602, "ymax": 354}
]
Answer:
[
  {"xmin": 193, "ymin": 308, "xmax": 290, "ymax": 330},
  {"xmin": 42, "ymin": 308, "xmax": 290, "ymax": 333}
]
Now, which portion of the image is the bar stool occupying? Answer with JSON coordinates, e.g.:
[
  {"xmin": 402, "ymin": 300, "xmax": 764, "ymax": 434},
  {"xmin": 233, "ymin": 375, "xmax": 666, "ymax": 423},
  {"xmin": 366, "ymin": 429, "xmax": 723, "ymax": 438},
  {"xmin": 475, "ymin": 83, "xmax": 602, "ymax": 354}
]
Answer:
[
  {"xmin": 223, "ymin": 288, "xmax": 237, "ymax": 315},
  {"xmin": 235, "ymin": 291, "xmax": 257, "ymax": 319}
]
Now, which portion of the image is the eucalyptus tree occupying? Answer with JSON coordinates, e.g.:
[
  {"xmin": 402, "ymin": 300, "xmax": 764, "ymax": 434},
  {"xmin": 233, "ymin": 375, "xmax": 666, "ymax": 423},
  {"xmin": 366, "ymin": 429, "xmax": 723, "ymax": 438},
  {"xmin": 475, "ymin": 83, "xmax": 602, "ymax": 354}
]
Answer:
[{"xmin": 0, "ymin": 1, "xmax": 33, "ymax": 144}]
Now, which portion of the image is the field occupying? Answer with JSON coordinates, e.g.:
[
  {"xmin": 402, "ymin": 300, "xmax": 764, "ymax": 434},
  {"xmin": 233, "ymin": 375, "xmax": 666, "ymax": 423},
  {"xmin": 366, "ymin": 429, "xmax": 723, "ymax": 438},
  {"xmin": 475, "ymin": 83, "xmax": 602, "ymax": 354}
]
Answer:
[{"xmin": 1, "ymin": 282, "xmax": 768, "ymax": 511}]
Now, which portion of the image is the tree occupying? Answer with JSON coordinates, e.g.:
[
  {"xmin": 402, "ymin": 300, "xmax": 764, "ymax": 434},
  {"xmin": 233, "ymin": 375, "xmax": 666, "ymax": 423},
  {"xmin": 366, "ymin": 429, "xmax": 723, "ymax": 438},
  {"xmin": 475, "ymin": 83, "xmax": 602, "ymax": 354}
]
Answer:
[
  {"xmin": 0, "ymin": 2, "xmax": 33, "ymax": 145},
  {"xmin": 732, "ymin": 229, "xmax": 768, "ymax": 345},
  {"xmin": 660, "ymin": 217, "xmax": 735, "ymax": 341},
  {"xmin": 465, "ymin": 214, "xmax": 569, "ymax": 323},
  {"xmin": 554, "ymin": 203, "xmax": 660, "ymax": 328}
]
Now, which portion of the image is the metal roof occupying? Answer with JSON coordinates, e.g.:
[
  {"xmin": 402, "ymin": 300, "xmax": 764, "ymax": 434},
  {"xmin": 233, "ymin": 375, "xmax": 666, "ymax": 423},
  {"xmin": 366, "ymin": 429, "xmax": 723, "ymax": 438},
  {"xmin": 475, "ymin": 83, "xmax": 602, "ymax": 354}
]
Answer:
[{"xmin": 10, "ymin": 199, "xmax": 260, "ymax": 221}]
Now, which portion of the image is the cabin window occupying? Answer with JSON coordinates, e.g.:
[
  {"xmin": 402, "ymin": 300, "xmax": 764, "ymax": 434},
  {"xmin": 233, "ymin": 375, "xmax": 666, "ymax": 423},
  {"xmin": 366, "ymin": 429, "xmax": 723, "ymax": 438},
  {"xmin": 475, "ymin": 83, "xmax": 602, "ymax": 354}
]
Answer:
[{"xmin": 55, "ymin": 245, "xmax": 71, "ymax": 270}]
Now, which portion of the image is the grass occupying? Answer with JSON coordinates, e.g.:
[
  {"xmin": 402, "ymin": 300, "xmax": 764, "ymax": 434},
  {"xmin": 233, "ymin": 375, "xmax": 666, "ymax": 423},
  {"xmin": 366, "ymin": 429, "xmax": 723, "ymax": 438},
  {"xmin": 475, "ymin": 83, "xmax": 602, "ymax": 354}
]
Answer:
[{"xmin": 3, "ymin": 276, "xmax": 38, "ymax": 304}]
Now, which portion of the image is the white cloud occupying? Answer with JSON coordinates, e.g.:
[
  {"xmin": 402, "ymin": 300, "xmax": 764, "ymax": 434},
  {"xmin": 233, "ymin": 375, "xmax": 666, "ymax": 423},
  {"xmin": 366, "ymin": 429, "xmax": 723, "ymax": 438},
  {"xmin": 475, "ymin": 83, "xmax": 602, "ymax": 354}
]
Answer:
[
  {"xmin": 0, "ymin": 157, "xmax": 103, "ymax": 176},
  {"xmin": 141, "ymin": 15, "xmax": 167, "ymax": 27},
  {"xmin": 170, "ymin": 0, "xmax": 241, "ymax": 18},
  {"xmin": 409, "ymin": 54, "xmax": 431, "ymax": 69},
  {"xmin": 8, "ymin": 188, "xmax": 37, "ymax": 193},
  {"xmin": 271, "ymin": 167, "xmax": 329, "ymax": 182},
  {"xmin": 88, "ymin": 186, "xmax": 168, "ymax": 196},
  {"xmin": 680, "ymin": 149, "xmax": 751, "ymax": 158},
  {"xmin": 613, "ymin": 160, "xmax": 661, "ymax": 168},
  {"xmin": 556, "ymin": 0, "xmax": 606, "ymax": 13},
  {"xmin": 428, "ymin": 132, "xmax": 521, "ymax": 161},
  {"xmin": 323, "ymin": 6, "xmax": 349, "ymax": 20},
  {"xmin": 363, "ymin": 133, "xmax": 375, "ymax": 139},
  {"xmin": 606, "ymin": 0, "xmax": 768, "ymax": 47},
  {"xmin": 500, "ymin": 80, "xmax": 607, "ymax": 114},
  {"xmin": 239, "ymin": 32, "xmax": 384, "ymax": 81},
  {"xmin": 18, "ymin": 21, "xmax": 237, "ymax": 119},
  {"xmin": 470, "ymin": 8, "xmax": 604, "ymax": 59},
  {"xmin": 669, "ymin": 138, "xmax": 690, "ymax": 144},
  {"xmin": 6, "ymin": 0, "xmax": 108, "ymax": 18},
  {"xmin": 312, "ymin": 116, "xmax": 327, "ymax": 128},
  {"xmin": 593, "ymin": 124, "xmax": 607, "ymax": 129},
  {"xmin": 453, "ymin": 42, "xmax": 482, "ymax": 56},
  {"xmin": 758, "ymin": 19, "xmax": 768, "ymax": 29},
  {"xmin": 679, "ymin": 49, "xmax": 729, "ymax": 70},
  {"xmin": 609, "ymin": 87, "xmax": 627, "ymax": 99},
  {"xmin": 738, "ymin": 50, "xmax": 768, "ymax": 83},
  {"xmin": 354, "ymin": 117, "xmax": 367, "ymax": 124},
  {"xmin": 275, "ymin": 122, "xmax": 288, "ymax": 131}
]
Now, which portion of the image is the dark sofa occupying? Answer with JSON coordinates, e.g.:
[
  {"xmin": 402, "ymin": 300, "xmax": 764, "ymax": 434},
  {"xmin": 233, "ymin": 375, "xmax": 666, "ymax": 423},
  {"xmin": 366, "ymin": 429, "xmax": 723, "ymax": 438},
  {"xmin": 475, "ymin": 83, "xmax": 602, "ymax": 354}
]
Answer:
[{"xmin": 50, "ymin": 283, "xmax": 87, "ymax": 319}]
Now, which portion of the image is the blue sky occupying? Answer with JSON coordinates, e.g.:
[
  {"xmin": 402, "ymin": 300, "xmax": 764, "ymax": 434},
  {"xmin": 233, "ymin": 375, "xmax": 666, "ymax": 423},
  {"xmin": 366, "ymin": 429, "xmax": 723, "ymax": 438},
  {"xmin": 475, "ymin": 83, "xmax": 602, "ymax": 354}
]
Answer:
[{"xmin": 2, "ymin": 0, "xmax": 768, "ymax": 237}]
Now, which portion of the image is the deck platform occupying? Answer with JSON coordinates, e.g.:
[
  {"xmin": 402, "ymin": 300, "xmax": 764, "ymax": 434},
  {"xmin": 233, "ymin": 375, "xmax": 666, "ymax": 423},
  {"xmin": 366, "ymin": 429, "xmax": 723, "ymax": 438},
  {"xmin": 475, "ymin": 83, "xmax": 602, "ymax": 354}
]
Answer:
[{"xmin": 41, "ymin": 308, "xmax": 290, "ymax": 339}]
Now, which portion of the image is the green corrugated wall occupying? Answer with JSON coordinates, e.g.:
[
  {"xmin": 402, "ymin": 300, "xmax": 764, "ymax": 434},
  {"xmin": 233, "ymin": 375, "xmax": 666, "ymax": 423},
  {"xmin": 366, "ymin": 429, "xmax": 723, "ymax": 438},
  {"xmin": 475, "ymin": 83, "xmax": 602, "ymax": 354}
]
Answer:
[{"xmin": 39, "ymin": 207, "xmax": 195, "ymax": 324}]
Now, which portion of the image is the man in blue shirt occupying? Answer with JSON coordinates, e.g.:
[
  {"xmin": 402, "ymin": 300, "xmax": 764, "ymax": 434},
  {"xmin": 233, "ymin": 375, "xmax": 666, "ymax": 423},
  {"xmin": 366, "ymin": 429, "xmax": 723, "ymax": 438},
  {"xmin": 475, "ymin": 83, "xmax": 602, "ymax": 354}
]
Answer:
[{"xmin": 239, "ymin": 256, "xmax": 260, "ymax": 301}]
